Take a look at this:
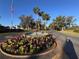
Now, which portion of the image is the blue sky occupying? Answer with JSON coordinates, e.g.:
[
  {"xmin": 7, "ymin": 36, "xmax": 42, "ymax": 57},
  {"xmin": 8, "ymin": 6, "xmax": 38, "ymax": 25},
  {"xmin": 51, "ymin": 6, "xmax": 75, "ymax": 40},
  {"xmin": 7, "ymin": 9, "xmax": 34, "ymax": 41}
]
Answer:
[{"xmin": 0, "ymin": 0, "xmax": 79, "ymax": 26}]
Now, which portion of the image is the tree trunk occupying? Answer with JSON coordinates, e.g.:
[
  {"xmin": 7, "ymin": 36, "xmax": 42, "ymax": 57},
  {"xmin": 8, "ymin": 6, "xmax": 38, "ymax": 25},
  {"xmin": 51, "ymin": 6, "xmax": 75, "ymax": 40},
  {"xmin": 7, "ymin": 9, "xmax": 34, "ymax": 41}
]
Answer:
[{"xmin": 62, "ymin": 27, "xmax": 64, "ymax": 31}]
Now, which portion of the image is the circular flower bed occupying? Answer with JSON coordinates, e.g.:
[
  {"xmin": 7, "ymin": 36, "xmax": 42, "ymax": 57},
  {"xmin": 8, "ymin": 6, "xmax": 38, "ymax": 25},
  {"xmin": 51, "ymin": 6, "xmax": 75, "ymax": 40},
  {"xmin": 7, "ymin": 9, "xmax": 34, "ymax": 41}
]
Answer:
[{"xmin": 1, "ymin": 33, "xmax": 56, "ymax": 55}]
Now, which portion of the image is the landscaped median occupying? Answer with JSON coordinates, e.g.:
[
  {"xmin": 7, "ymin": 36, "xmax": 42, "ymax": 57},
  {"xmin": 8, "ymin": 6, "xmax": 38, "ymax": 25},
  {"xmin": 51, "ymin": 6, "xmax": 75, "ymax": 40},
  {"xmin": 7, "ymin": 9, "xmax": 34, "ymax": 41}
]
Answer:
[{"xmin": 0, "ymin": 32, "xmax": 57, "ymax": 59}]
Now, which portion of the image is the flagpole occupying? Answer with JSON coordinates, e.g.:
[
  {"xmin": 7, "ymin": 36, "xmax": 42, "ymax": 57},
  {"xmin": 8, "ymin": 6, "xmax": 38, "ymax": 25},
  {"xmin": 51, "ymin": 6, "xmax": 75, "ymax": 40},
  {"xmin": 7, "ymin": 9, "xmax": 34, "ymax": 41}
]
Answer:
[{"xmin": 10, "ymin": 0, "xmax": 14, "ymax": 28}]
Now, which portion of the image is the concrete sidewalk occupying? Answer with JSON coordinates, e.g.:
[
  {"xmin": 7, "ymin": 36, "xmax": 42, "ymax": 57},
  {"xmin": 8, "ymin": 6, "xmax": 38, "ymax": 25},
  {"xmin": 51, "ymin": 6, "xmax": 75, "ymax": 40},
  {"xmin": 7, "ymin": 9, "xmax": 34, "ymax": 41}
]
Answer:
[{"xmin": 52, "ymin": 38, "xmax": 69, "ymax": 59}]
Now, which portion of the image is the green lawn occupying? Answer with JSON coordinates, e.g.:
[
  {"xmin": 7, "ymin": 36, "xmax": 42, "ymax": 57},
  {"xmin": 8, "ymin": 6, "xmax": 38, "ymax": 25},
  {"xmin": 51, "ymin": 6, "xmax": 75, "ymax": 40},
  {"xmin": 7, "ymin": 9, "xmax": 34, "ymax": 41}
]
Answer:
[{"xmin": 59, "ymin": 30, "xmax": 79, "ymax": 37}]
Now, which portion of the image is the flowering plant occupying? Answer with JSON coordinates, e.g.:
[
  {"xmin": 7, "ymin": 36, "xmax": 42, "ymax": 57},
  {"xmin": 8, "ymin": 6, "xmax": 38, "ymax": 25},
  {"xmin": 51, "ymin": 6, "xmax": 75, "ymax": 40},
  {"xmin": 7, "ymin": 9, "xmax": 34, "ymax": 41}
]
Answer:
[{"xmin": 1, "ymin": 34, "xmax": 55, "ymax": 55}]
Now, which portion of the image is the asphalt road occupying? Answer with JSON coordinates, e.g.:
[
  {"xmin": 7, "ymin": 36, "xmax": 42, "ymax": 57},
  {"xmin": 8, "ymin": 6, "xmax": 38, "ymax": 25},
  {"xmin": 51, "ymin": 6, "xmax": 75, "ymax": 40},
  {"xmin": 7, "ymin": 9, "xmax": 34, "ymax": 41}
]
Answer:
[
  {"xmin": 49, "ymin": 29, "xmax": 79, "ymax": 59},
  {"xmin": 0, "ymin": 32, "xmax": 24, "ymax": 42}
]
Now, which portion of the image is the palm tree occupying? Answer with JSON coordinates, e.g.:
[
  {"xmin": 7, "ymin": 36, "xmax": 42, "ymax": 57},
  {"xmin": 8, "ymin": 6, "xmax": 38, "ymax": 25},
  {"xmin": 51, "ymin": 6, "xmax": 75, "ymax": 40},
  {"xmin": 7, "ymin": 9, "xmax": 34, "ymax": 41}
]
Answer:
[
  {"xmin": 41, "ymin": 12, "xmax": 50, "ymax": 30},
  {"xmin": 33, "ymin": 7, "xmax": 50, "ymax": 30},
  {"xmin": 33, "ymin": 7, "xmax": 41, "ymax": 30},
  {"xmin": 33, "ymin": 7, "xmax": 40, "ymax": 14}
]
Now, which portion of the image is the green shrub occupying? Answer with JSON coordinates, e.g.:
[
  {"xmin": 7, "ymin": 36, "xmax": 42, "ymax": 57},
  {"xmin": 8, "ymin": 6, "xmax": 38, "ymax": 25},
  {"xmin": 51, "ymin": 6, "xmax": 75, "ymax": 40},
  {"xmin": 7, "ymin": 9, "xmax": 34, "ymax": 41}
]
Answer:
[{"xmin": 73, "ymin": 29, "xmax": 79, "ymax": 33}]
